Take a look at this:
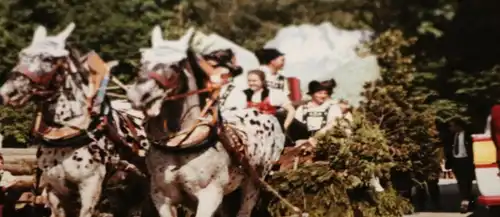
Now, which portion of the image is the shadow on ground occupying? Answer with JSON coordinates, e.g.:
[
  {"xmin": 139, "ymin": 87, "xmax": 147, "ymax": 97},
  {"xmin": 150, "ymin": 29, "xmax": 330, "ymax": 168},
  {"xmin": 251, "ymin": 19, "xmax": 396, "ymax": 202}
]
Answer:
[{"xmin": 410, "ymin": 182, "xmax": 500, "ymax": 217}]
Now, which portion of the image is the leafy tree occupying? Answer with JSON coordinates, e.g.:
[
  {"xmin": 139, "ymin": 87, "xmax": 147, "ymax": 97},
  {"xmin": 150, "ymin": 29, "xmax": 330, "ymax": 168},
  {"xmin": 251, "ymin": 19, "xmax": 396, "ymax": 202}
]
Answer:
[
  {"xmin": 0, "ymin": 105, "xmax": 35, "ymax": 147},
  {"xmin": 360, "ymin": 30, "xmax": 440, "ymax": 195}
]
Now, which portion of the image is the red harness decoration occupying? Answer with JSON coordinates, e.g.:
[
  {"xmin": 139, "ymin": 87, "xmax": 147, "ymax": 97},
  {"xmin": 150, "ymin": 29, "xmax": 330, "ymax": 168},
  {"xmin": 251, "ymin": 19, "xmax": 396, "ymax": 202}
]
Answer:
[
  {"xmin": 16, "ymin": 65, "xmax": 58, "ymax": 86},
  {"xmin": 247, "ymin": 98, "xmax": 277, "ymax": 115}
]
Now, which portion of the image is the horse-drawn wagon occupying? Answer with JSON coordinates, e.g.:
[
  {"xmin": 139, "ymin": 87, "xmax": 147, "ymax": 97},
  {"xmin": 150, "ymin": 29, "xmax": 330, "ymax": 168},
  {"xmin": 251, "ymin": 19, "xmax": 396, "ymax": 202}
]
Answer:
[{"xmin": 0, "ymin": 148, "xmax": 47, "ymax": 217}]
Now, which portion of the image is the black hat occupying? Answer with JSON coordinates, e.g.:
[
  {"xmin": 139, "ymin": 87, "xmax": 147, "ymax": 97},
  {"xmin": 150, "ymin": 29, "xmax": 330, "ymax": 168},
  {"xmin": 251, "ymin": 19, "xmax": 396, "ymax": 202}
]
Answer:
[
  {"xmin": 307, "ymin": 79, "xmax": 337, "ymax": 95},
  {"xmin": 254, "ymin": 48, "xmax": 284, "ymax": 65}
]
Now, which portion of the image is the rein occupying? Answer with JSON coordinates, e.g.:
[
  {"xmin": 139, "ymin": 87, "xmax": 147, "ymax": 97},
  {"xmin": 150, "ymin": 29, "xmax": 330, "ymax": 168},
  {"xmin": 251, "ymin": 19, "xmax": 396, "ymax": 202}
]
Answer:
[
  {"xmin": 147, "ymin": 71, "xmax": 227, "ymax": 147},
  {"xmin": 163, "ymin": 82, "xmax": 224, "ymax": 101}
]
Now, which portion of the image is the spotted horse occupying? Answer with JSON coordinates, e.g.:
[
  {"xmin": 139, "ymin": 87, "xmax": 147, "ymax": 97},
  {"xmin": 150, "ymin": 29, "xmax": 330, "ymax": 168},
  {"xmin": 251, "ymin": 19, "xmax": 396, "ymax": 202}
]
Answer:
[
  {"xmin": 0, "ymin": 23, "xmax": 150, "ymax": 217},
  {"xmin": 126, "ymin": 26, "xmax": 286, "ymax": 217}
]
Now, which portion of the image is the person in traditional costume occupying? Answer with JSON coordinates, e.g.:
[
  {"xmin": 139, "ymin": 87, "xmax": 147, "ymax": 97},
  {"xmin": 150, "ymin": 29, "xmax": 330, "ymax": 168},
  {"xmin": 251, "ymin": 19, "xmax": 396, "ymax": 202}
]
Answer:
[
  {"xmin": 244, "ymin": 69, "xmax": 294, "ymax": 126},
  {"xmin": 243, "ymin": 69, "xmax": 310, "ymax": 143},
  {"xmin": 254, "ymin": 48, "xmax": 290, "ymax": 96},
  {"xmin": 295, "ymin": 84, "xmax": 385, "ymax": 192},
  {"xmin": 294, "ymin": 80, "xmax": 343, "ymax": 138}
]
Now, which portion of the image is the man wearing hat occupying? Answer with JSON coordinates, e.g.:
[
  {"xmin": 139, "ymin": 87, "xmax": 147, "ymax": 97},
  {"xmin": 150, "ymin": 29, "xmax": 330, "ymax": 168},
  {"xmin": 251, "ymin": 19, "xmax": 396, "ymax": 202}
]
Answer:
[{"xmin": 254, "ymin": 48, "xmax": 290, "ymax": 96}]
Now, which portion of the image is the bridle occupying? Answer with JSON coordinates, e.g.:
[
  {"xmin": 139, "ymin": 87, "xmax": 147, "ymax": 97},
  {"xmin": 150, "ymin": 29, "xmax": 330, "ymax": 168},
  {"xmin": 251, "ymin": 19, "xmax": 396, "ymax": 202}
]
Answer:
[
  {"xmin": 144, "ymin": 62, "xmax": 228, "ymax": 145},
  {"xmin": 13, "ymin": 56, "xmax": 71, "ymax": 99},
  {"xmin": 146, "ymin": 66, "xmax": 227, "ymax": 102}
]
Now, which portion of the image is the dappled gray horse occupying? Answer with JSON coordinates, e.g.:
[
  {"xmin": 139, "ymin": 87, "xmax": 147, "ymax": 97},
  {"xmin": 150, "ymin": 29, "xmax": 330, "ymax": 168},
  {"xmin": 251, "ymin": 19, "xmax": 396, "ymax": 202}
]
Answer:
[
  {"xmin": 0, "ymin": 23, "xmax": 149, "ymax": 217},
  {"xmin": 127, "ymin": 26, "xmax": 285, "ymax": 217}
]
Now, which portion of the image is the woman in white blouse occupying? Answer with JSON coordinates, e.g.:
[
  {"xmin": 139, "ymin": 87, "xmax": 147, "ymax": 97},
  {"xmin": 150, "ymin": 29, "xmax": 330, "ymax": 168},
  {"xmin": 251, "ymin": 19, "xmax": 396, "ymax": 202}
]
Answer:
[
  {"xmin": 243, "ymin": 69, "xmax": 317, "ymax": 146},
  {"xmin": 243, "ymin": 69, "xmax": 295, "ymax": 127},
  {"xmin": 294, "ymin": 79, "xmax": 343, "ymax": 137}
]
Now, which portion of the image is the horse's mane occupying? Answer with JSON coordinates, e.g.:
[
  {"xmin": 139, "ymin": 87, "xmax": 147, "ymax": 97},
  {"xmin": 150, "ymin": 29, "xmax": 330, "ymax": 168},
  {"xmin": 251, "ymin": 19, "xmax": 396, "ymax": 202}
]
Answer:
[
  {"xmin": 66, "ymin": 45, "xmax": 89, "ymax": 84},
  {"xmin": 155, "ymin": 49, "xmax": 224, "ymax": 132},
  {"xmin": 184, "ymin": 49, "xmax": 210, "ymax": 108}
]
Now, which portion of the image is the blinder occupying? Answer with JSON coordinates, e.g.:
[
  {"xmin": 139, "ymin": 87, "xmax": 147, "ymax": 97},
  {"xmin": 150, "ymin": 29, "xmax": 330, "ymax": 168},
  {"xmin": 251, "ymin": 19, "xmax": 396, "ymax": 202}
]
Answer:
[
  {"xmin": 12, "ymin": 56, "xmax": 69, "ymax": 99},
  {"xmin": 14, "ymin": 56, "xmax": 66, "ymax": 87},
  {"xmin": 147, "ymin": 70, "xmax": 179, "ymax": 89}
]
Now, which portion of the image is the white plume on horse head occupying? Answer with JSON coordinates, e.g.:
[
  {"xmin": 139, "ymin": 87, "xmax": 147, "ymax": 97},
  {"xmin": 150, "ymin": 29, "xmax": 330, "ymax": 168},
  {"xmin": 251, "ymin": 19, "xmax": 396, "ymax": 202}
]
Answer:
[
  {"xmin": 57, "ymin": 22, "xmax": 76, "ymax": 42},
  {"xmin": 106, "ymin": 60, "xmax": 120, "ymax": 69},
  {"xmin": 31, "ymin": 26, "xmax": 48, "ymax": 45},
  {"xmin": 179, "ymin": 27, "xmax": 195, "ymax": 46},
  {"xmin": 151, "ymin": 25, "xmax": 164, "ymax": 48},
  {"xmin": 150, "ymin": 25, "xmax": 182, "ymax": 49},
  {"xmin": 23, "ymin": 22, "xmax": 76, "ymax": 57},
  {"xmin": 150, "ymin": 25, "xmax": 195, "ymax": 48},
  {"xmin": 141, "ymin": 26, "xmax": 197, "ymax": 68}
]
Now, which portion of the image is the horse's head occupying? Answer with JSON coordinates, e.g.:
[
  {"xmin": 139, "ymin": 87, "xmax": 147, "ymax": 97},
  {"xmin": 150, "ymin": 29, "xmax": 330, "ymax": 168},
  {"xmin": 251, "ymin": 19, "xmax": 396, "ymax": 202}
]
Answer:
[
  {"xmin": 127, "ymin": 26, "xmax": 196, "ymax": 117},
  {"xmin": 0, "ymin": 23, "xmax": 76, "ymax": 107},
  {"xmin": 203, "ymin": 49, "xmax": 243, "ymax": 82}
]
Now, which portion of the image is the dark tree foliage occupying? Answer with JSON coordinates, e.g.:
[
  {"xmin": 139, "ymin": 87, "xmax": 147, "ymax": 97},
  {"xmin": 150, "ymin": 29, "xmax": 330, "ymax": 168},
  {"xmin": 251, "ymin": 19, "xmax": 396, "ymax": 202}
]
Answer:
[{"xmin": 359, "ymin": 30, "xmax": 441, "ymax": 203}]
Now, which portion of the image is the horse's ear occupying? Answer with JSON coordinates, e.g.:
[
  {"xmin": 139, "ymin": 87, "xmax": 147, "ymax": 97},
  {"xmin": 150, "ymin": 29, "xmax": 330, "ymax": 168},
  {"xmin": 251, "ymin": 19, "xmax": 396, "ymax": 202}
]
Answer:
[
  {"xmin": 31, "ymin": 25, "xmax": 47, "ymax": 45},
  {"xmin": 106, "ymin": 60, "xmax": 119, "ymax": 70},
  {"xmin": 57, "ymin": 22, "xmax": 76, "ymax": 42},
  {"xmin": 151, "ymin": 25, "xmax": 163, "ymax": 48},
  {"xmin": 186, "ymin": 49, "xmax": 215, "ymax": 78},
  {"xmin": 180, "ymin": 27, "xmax": 195, "ymax": 46}
]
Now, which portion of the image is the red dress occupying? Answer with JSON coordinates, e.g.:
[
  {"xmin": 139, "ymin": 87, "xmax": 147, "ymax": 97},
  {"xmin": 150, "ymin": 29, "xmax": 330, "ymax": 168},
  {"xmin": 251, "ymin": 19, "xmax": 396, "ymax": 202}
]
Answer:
[{"xmin": 247, "ymin": 97, "xmax": 277, "ymax": 115}]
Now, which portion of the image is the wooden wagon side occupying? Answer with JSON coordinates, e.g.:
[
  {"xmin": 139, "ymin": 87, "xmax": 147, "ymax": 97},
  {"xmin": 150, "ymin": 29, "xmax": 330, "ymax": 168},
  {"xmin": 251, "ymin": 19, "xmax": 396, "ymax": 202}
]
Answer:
[{"xmin": 0, "ymin": 148, "xmax": 47, "ymax": 217}]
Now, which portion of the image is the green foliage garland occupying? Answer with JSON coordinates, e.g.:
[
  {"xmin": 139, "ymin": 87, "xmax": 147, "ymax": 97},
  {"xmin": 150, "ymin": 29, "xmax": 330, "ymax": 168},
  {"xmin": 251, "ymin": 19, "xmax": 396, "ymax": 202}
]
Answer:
[{"xmin": 267, "ymin": 114, "xmax": 412, "ymax": 217}]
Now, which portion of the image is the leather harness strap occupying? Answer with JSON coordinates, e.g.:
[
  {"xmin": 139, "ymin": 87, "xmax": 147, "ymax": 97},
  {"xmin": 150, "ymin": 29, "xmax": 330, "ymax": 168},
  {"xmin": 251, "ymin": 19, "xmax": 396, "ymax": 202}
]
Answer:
[{"xmin": 122, "ymin": 115, "xmax": 141, "ymax": 152}]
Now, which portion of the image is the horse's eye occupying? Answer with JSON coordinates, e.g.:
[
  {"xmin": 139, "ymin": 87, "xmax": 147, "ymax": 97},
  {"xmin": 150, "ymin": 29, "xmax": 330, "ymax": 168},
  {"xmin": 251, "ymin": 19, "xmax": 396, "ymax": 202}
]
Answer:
[
  {"xmin": 141, "ymin": 92, "xmax": 151, "ymax": 101},
  {"xmin": 42, "ymin": 57, "xmax": 53, "ymax": 62}
]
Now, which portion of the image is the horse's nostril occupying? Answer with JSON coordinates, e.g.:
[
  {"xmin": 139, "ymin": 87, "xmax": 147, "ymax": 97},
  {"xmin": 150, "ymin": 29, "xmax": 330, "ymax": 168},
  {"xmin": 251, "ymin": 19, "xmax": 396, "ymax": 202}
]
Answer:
[{"xmin": 141, "ymin": 93, "xmax": 151, "ymax": 102}]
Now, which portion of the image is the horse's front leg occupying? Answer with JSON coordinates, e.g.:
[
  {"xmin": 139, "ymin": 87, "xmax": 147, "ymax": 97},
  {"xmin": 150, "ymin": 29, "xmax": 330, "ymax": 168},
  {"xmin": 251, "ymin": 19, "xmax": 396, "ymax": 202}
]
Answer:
[
  {"xmin": 236, "ymin": 179, "xmax": 259, "ymax": 217},
  {"xmin": 78, "ymin": 166, "xmax": 105, "ymax": 217},
  {"xmin": 46, "ymin": 185, "xmax": 65, "ymax": 217},
  {"xmin": 194, "ymin": 183, "xmax": 224, "ymax": 217},
  {"xmin": 150, "ymin": 182, "xmax": 180, "ymax": 217}
]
